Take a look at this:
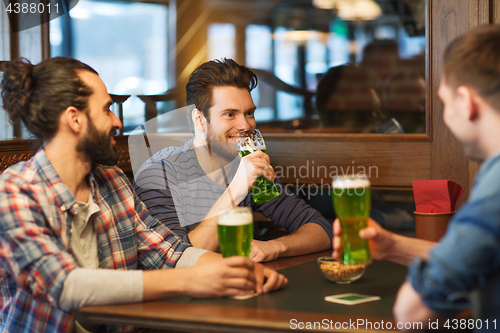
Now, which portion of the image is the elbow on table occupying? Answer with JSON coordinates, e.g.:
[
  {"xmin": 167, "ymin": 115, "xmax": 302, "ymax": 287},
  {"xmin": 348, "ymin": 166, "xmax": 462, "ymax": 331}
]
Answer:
[
  {"xmin": 393, "ymin": 282, "xmax": 436, "ymax": 330},
  {"xmin": 393, "ymin": 305, "xmax": 426, "ymax": 330}
]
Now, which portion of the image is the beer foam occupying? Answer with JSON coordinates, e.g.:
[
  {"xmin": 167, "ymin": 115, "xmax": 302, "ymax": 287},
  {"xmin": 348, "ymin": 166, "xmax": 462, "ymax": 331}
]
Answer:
[
  {"xmin": 218, "ymin": 213, "xmax": 253, "ymax": 226},
  {"xmin": 332, "ymin": 177, "xmax": 370, "ymax": 189},
  {"xmin": 238, "ymin": 145, "xmax": 266, "ymax": 152}
]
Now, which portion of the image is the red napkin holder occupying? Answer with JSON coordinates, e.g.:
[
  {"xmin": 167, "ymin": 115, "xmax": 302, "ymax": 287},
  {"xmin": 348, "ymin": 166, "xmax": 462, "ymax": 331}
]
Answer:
[
  {"xmin": 412, "ymin": 180, "xmax": 464, "ymax": 213},
  {"xmin": 412, "ymin": 180, "xmax": 464, "ymax": 242}
]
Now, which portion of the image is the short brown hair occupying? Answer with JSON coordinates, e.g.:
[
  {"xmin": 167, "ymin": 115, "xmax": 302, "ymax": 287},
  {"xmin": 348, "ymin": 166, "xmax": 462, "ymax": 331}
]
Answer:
[
  {"xmin": 185, "ymin": 58, "xmax": 257, "ymax": 127},
  {"xmin": 443, "ymin": 24, "xmax": 500, "ymax": 111}
]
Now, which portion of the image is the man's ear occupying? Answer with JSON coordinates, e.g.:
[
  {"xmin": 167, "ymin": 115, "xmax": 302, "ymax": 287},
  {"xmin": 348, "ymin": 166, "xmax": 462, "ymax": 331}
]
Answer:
[
  {"xmin": 61, "ymin": 106, "xmax": 85, "ymax": 134},
  {"xmin": 456, "ymin": 86, "xmax": 480, "ymax": 122},
  {"xmin": 192, "ymin": 108, "xmax": 207, "ymax": 132}
]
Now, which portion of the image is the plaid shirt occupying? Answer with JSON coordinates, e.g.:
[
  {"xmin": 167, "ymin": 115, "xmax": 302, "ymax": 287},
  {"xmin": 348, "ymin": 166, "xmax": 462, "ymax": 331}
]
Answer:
[{"xmin": 0, "ymin": 149, "xmax": 189, "ymax": 332}]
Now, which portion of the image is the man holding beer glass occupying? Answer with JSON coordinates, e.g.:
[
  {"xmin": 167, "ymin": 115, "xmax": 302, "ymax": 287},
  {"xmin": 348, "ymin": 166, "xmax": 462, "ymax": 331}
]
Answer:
[
  {"xmin": 332, "ymin": 25, "xmax": 500, "ymax": 329},
  {"xmin": 0, "ymin": 57, "xmax": 287, "ymax": 332},
  {"xmin": 134, "ymin": 59, "xmax": 332, "ymax": 262}
]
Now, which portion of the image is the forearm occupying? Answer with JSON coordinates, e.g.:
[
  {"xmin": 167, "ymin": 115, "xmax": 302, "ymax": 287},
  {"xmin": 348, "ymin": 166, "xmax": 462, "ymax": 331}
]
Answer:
[
  {"xmin": 176, "ymin": 247, "xmax": 210, "ymax": 268},
  {"xmin": 268, "ymin": 223, "xmax": 331, "ymax": 257},
  {"xmin": 143, "ymin": 269, "xmax": 191, "ymax": 301},
  {"xmin": 187, "ymin": 215, "xmax": 219, "ymax": 251},
  {"xmin": 145, "ymin": 253, "xmax": 259, "ymax": 300},
  {"xmin": 188, "ymin": 184, "xmax": 247, "ymax": 250},
  {"xmin": 196, "ymin": 251, "xmax": 223, "ymax": 265},
  {"xmin": 59, "ymin": 268, "xmax": 143, "ymax": 311},
  {"xmin": 143, "ymin": 252, "xmax": 227, "ymax": 301},
  {"xmin": 386, "ymin": 234, "xmax": 437, "ymax": 266}
]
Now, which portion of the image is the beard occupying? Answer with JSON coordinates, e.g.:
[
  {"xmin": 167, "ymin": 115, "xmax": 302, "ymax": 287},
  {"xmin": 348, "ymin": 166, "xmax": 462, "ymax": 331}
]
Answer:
[
  {"xmin": 77, "ymin": 117, "xmax": 119, "ymax": 167},
  {"xmin": 206, "ymin": 123, "xmax": 238, "ymax": 162}
]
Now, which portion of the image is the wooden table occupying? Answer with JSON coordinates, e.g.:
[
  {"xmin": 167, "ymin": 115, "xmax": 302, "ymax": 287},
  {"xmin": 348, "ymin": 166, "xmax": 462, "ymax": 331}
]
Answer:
[{"xmin": 78, "ymin": 251, "xmax": 408, "ymax": 332}]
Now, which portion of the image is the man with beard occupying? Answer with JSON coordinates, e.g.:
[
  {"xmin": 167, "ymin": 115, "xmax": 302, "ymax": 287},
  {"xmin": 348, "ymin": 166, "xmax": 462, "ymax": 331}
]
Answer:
[
  {"xmin": 0, "ymin": 57, "xmax": 287, "ymax": 333},
  {"xmin": 134, "ymin": 59, "xmax": 332, "ymax": 262},
  {"xmin": 331, "ymin": 25, "xmax": 500, "ymax": 329}
]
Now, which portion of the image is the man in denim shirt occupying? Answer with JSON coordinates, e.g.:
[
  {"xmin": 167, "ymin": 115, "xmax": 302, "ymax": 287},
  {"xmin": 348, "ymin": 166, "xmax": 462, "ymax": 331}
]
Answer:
[{"xmin": 331, "ymin": 25, "xmax": 500, "ymax": 329}]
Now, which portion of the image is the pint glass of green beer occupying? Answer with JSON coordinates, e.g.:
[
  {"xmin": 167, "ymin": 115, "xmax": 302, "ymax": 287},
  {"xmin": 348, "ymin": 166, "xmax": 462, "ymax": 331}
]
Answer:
[
  {"xmin": 217, "ymin": 207, "xmax": 254, "ymax": 258},
  {"xmin": 235, "ymin": 129, "xmax": 279, "ymax": 203},
  {"xmin": 332, "ymin": 176, "xmax": 372, "ymax": 264}
]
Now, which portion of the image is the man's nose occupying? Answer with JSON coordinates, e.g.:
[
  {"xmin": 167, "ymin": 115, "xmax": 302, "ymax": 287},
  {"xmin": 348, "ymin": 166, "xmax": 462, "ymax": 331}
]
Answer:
[
  {"xmin": 111, "ymin": 111, "xmax": 123, "ymax": 130},
  {"xmin": 235, "ymin": 114, "xmax": 251, "ymax": 131}
]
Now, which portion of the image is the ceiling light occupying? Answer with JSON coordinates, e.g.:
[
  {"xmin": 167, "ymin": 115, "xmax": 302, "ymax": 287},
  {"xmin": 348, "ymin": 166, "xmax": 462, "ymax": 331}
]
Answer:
[{"xmin": 313, "ymin": 0, "xmax": 382, "ymax": 21}]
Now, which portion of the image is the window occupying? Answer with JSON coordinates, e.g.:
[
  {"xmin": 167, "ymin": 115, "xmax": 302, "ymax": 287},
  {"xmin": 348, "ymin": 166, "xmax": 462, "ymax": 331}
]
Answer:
[
  {"xmin": 219, "ymin": 0, "xmax": 427, "ymax": 134},
  {"xmin": 1, "ymin": 8, "xmax": 9, "ymax": 61},
  {"xmin": 50, "ymin": 0, "xmax": 168, "ymax": 133},
  {"xmin": 0, "ymin": 72, "xmax": 11, "ymax": 141},
  {"xmin": 208, "ymin": 23, "xmax": 235, "ymax": 60}
]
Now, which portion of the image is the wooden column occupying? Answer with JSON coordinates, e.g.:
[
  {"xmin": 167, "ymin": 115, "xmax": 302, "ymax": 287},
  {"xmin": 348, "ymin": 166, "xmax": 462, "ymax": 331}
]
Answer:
[
  {"xmin": 429, "ymin": 0, "xmax": 490, "ymax": 206},
  {"xmin": 8, "ymin": 9, "xmax": 23, "ymax": 139},
  {"xmin": 174, "ymin": 0, "xmax": 211, "ymax": 108},
  {"xmin": 235, "ymin": 23, "xmax": 246, "ymax": 65}
]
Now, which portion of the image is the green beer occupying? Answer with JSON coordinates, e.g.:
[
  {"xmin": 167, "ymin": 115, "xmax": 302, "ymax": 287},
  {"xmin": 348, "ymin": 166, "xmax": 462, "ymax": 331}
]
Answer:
[
  {"xmin": 217, "ymin": 207, "xmax": 254, "ymax": 258},
  {"xmin": 237, "ymin": 146, "xmax": 280, "ymax": 203},
  {"xmin": 332, "ymin": 177, "xmax": 372, "ymax": 264}
]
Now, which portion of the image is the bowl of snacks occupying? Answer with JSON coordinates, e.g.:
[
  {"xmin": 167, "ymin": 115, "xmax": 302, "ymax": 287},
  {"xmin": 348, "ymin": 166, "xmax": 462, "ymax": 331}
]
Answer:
[{"xmin": 317, "ymin": 257, "xmax": 366, "ymax": 284}]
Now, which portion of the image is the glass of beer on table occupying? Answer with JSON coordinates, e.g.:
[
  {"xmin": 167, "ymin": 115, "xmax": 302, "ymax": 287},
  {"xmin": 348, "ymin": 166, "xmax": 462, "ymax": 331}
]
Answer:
[
  {"xmin": 235, "ymin": 129, "xmax": 279, "ymax": 203},
  {"xmin": 332, "ymin": 176, "xmax": 372, "ymax": 265},
  {"xmin": 217, "ymin": 207, "xmax": 254, "ymax": 258}
]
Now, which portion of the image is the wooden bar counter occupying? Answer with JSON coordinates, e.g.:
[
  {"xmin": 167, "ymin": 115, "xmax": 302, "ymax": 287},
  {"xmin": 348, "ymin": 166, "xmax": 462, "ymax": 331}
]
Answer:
[{"xmin": 78, "ymin": 251, "xmax": 407, "ymax": 332}]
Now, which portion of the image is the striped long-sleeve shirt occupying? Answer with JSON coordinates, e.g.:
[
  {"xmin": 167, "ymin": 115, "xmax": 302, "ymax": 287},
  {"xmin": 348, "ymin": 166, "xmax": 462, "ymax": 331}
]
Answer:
[
  {"xmin": 0, "ymin": 149, "xmax": 188, "ymax": 333},
  {"xmin": 133, "ymin": 139, "xmax": 333, "ymax": 245}
]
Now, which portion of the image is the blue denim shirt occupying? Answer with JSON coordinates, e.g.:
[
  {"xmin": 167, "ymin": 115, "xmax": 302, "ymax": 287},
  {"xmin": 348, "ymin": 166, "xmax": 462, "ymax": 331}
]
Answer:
[{"xmin": 408, "ymin": 152, "xmax": 500, "ymax": 327}]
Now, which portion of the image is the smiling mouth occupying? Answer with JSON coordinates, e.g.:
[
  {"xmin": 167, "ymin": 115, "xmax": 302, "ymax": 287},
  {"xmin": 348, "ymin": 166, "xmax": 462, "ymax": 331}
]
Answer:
[
  {"xmin": 110, "ymin": 132, "xmax": 117, "ymax": 144},
  {"xmin": 227, "ymin": 134, "xmax": 241, "ymax": 141}
]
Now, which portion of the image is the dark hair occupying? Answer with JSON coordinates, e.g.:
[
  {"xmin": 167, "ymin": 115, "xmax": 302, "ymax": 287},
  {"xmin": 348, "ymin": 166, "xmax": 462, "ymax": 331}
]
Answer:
[
  {"xmin": 185, "ymin": 58, "xmax": 258, "ymax": 126},
  {"xmin": 1, "ymin": 57, "xmax": 98, "ymax": 140},
  {"xmin": 316, "ymin": 65, "xmax": 345, "ymax": 113},
  {"xmin": 443, "ymin": 24, "xmax": 500, "ymax": 111},
  {"xmin": 315, "ymin": 64, "xmax": 382, "ymax": 130}
]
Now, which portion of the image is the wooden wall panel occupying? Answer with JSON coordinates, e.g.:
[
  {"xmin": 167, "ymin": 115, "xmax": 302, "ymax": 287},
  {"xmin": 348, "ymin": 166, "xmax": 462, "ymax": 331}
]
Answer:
[
  {"xmin": 266, "ymin": 140, "xmax": 430, "ymax": 188},
  {"xmin": 468, "ymin": 0, "xmax": 491, "ymax": 189},
  {"xmin": 493, "ymin": 0, "xmax": 500, "ymax": 23},
  {"xmin": 429, "ymin": 0, "xmax": 484, "ymax": 206},
  {"xmin": 175, "ymin": 0, "xmax": 210, "ymax": 87},
  {"xmin": 0, "ymin": 137, "xmax": 131, "ymax": 174}
]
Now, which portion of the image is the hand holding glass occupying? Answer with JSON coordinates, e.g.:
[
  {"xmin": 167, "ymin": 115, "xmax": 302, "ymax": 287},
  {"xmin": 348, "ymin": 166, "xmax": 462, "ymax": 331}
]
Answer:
[
  {"xmin": 332, "ymin": 176, "xmax": 372, "ymax": 264},
  {"xmin": 235, "ymin": 129, "xmax": 279, "ymax": 203},
  {"xmin": 217, "ymin": 207, "xmax": 254, "ymax": 258}
]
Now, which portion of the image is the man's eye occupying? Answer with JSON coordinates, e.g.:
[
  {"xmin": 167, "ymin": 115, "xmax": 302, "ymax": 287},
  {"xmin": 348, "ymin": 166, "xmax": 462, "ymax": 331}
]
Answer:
[{"xmin": 246, "ymin": 112, "xmax": 255, "ymax": 117}]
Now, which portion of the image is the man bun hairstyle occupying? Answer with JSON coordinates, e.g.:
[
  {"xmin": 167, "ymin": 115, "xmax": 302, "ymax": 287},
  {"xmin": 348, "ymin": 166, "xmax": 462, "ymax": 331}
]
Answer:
[
  {"xmin": 1, "ymin": 57, "xmax": 98, "ymax": 140},
  {"xmin": 443, "ymin": 24, "xmax": 500, "ymax": 111},
  {"xmin": 185, "ymin": 58, "xmax": 258, "ymax": 127}
]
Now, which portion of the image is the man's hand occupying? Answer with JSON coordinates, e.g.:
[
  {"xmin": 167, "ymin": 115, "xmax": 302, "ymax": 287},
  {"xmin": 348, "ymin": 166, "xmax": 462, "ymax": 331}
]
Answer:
[
  {"xmin": 184, "ymin": 256, "xmax": 256, "ymax": 298},
  {"xmin": 253, "ymin": 262, "xmax": 288, "ymax": 294},
  {"xmin": 184, "ymin": 256, "xmax": 287, "ymax": 298},
  {"xmin": 250, "ymin": 239, "xmax": 283, "ymax": 263},
  {"xmin": 232, "ymin": 150, "xmax": 276, "ymax": 194},
  {"xmin": 332, "ymin": 218, "xmax": 396, "ymax": 261}
]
